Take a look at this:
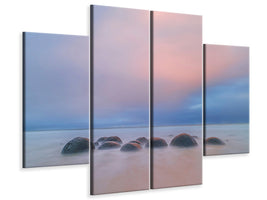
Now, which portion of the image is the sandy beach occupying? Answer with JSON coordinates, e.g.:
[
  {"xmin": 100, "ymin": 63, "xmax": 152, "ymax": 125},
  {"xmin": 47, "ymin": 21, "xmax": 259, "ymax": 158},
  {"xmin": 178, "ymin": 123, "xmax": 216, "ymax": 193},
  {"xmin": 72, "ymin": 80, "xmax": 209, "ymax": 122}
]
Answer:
[
  {"xmin": 92, "ymin": 125, "xmax": 202, "ymax": 193},
  {"xmin": 91, "ymin": 127, "xmax": 149, "ymax": 194},
  {"xmin": 152, "ymin": 125, "xmax": 202, "ymax": 188}
]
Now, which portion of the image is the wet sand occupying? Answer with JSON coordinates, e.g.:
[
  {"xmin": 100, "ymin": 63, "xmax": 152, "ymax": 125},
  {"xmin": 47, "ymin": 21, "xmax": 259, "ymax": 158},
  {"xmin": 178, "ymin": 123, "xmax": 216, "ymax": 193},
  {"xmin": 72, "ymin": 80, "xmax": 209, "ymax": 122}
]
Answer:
[
  {"xmin": 152, "ymin": 145, "xmax": 202, "ymax": 188},
  {"xmin": 92, "ymin": 125, "xmax": 202, "ymax": 194},
  {"xmin": 92, "ymin": 148, "xmax": 149, "ymax": 194},
  {"xmin": 92, "ymin": 127, "xmax": 149, "ymax": 194},
  {"xmin": 152, "ymin": 125, "xmax": 202, "ymax": 188}
]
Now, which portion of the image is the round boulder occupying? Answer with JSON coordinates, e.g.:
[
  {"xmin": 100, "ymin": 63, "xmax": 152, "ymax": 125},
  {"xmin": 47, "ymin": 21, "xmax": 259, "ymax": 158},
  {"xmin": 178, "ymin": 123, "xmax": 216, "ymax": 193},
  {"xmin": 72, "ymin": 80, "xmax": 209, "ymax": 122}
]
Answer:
[
  {"xmin": 151, "ymin": 137, "xmax": 168, "ymax": 148},
  {"xmin": 136, "ymin": 137, "xmax": 149, "ymax": 144},
  {"xmin": 61, "ymin": 137, "xmax": 89, "ymax": 154},
  {"xmin": 170, "ymin": 133, "xmax": 198, "ymax": 147},
  {"xmin": 120, "ymin": 143, "xmax": 142, "ymax": 152},
  {"xmin": 98, "ymin": 141, "xmax": 121, "ymax": 150},
  {"xmin": 96, "ymin": 137, "xmax": 108, "ymax": 143},
  {"xmin": 104, "ymin": 136, "xmax": 122, "ymax": 144},
  {"xmin": 206, "ymin": 137, "xmax": 225, "ymax": 145},
  {"xmin": 94, "ymin": 142, "xmax": 99, "ymax": 146},
  {"xmin": 129, "ymin": 140, "xmax": 142, "ymax": 145}
]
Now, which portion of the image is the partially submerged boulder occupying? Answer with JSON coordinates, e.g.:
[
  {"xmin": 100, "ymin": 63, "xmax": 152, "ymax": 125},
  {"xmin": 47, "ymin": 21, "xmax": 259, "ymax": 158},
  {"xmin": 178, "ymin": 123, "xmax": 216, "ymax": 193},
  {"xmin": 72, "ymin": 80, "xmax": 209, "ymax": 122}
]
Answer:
[
  {"xmin": 96, "ymin": 137, "xmax": 108, "ymax": 143},
  {"xmin": 129, "ymin": 140, "xmax": 142, "ymax": 145},
  {"xmin": 104, "ymin": 136, "xmax": 122, "ymax": 144},
  {"xmin": 136, "ymin": 137, "xmax": 149, "ymax": 144},
  {"xmin": 61, "ymin": 137, "xmax": 89, "ymax": 154},
  {"xmin": 98, "ymin": 141, "xmax": 121, "ymax": 150},
  {"xmin": 120, "ymin": 142, "xmax": 142, "ymax": 152},
  {"xmin": 151, "ymin": 137, "xmax": 168, "ymax": 148},
  {"xmin": 94, "ymin": 142, "xmax": 99, "ymax": 146},
  {"xmin": 206, "ymin": 137, "xmax": 225, "ymax": 145},
  {"xmin": 170, "ymin": 133, "xmax": 198, "ymax": 147}
]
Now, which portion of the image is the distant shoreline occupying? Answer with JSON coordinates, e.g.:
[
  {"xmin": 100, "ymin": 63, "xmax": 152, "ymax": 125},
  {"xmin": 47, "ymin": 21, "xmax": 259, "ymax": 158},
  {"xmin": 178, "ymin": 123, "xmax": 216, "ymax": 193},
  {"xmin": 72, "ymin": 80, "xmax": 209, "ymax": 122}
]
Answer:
[
  {"xmin": 204, "ymin": 123, "xmax": 249, "ymax": 126},
  {"xmin": 25, "ymin": 128, "xmax": 89, "ymax": 133},
  {"xmin": 24, "ymin": 123, "xmax": 249, "ymax": 132}
]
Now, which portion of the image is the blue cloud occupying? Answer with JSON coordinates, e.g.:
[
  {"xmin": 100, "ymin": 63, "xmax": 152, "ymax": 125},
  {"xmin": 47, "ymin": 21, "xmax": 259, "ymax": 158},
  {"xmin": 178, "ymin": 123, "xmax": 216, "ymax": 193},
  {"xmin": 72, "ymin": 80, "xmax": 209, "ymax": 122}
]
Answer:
[
  {"xmin": 205, "ymin": 76, "xmax": 249, "ymax": 124},
  {"xmin": 153, "ymin": 90, "xmax": 202, "ymax": 126}
]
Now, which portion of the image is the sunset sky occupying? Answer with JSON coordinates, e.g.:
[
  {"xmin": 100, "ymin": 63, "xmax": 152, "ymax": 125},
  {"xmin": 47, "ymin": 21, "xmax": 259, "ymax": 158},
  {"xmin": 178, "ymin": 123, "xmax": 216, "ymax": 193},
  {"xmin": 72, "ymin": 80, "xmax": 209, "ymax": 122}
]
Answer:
[
  {"xmin": 153, "ymin": 11, "xmax": 203, "ymax": 126},
  {"xmin": 93, "ymin": 6, "xmax": 149, "ymax": 128},
  {"xmin": 24, "ymin": 33, "xmax": 89, "ymax": 131},
  {"xmin": 205, "ymin": 44, "xmax": 249, "ymax": 124}
]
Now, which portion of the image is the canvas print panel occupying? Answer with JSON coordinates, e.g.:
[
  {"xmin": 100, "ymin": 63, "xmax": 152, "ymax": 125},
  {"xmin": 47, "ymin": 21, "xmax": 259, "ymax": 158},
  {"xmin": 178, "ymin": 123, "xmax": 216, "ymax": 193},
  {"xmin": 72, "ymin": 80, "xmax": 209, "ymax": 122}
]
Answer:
[
  {"xmin": 151, "ymin": 11, "xmax": 202, "ymax": 189},
  {"xmin": 23, "ymin": 32, "xmax": 89, "ymax": 168},
  {"xmin": 90, "ymin": 5, "xmax": 149, "ymax": 195},
  {"xmin": 204, "ymin": 44, "xmax": 249, "ymax": 156}
]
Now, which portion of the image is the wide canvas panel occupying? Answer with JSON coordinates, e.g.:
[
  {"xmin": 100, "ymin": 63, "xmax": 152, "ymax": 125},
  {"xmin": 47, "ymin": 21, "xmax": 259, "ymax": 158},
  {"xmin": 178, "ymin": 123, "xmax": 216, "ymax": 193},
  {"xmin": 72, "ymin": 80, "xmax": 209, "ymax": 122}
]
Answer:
[
  {"xmin": 23, "ymin": 32, "xmax": 89, "ymax": 168},
  {"xmin": 151, "ymin": 11, "xmax": 202, "ymax": 189},
  {"xmin": 204, "ymin": 44, "xmax": 249, "ymax": 156},
  {"xmin": 90, "ymin": 5, "xmax": 150, "ymax": 195}
]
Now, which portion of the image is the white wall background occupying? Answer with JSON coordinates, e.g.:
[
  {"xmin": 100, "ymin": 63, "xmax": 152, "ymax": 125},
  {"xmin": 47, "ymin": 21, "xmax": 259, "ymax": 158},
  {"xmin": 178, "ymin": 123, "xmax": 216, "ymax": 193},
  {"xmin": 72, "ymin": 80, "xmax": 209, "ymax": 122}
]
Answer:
[{"xmin": 0, "ymin": 0, "xmax": 266, "ymax": 199}]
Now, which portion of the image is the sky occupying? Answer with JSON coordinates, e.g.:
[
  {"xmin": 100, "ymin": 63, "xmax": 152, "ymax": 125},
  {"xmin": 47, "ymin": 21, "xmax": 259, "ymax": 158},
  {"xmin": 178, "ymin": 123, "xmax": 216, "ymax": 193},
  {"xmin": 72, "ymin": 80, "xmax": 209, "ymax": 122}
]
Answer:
[
  {"xmin": 93, "ymin": 6, "xmax": 149, "ymax": 128},
  {"xmin": 153, "ymin": 11, "xmax": 203, "ymax": 126},
  {"xmin": 24, "ymin": 32, "xmax": 89, "ymax": 131},
  {"xmin": 205, "ymin": 45, "xmax": 249, "ymax": 124}
]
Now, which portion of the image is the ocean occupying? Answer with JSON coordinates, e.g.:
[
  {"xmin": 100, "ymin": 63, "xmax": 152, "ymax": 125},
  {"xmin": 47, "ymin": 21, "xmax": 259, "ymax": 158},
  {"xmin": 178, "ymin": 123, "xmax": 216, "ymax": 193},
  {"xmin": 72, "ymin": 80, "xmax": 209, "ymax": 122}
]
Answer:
[
  {"xmin": 24, "ymin": 129, "xmax": 89, "ymax": 168},
  {"xmin": 205, "ymin": 123, "xmax": 249, "ymax": 155}
]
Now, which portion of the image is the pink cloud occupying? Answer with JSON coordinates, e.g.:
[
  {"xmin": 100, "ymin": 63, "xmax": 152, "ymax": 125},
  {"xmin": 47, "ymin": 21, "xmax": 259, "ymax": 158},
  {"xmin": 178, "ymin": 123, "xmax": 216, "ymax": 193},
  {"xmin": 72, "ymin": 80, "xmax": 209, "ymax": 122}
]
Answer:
[
  {"xmin": 93, "ymin": 7, "xmax": 149, "ymax": 117},
  {"xmin": 153, "ymin": 11, "xmax": 202, "ymax": 107},
  {"xmin": 205, "ymin": 45, "xmax": 249, "ymax": 86}
]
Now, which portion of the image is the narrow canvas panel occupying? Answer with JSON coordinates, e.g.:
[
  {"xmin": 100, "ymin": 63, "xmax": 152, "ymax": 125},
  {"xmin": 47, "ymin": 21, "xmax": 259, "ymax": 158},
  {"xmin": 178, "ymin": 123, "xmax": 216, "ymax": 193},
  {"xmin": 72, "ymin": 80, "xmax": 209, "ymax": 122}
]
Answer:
[
  {"xmin": 151, "ymin": 11, "xmax": 202, "ymax": 189},
  {"xmin": 90, "ymin": 5, "xmax": 150, "ymax": 195},
  {"xmin": 23, "ymin": 32, "xmax": 89, "ymax": 168},
  {"xmin": 204, "ymin": 44, "xmax": 249, "ymax": 156}
]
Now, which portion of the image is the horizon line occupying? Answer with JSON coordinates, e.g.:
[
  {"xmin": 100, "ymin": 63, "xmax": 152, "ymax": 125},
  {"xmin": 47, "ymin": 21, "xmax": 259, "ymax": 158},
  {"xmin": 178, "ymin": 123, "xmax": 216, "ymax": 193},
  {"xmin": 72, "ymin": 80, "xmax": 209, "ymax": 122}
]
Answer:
[{"xmin": 24, "ymin": 122, "xmax": 249, "ymax": 132}]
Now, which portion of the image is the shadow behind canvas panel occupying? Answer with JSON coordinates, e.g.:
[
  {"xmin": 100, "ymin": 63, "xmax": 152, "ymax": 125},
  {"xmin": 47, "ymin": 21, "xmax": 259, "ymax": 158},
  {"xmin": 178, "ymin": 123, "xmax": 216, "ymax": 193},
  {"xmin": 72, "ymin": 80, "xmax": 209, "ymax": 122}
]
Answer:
[
  {"xmin": 90, "ymin": 5, "xmax": 150, "ymax": 195},
  {"xmin": 23, "ymin": 32, "xmax": 89, "ymax": 168},
  {"xmin": 204, "ymin": 44, "xmax": 249, "ymax": 156},
  {"xmin": 151, "ymin": 11, "xmax": 202, "ymax": 189}
]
